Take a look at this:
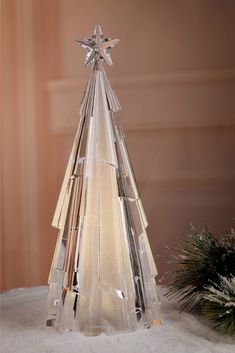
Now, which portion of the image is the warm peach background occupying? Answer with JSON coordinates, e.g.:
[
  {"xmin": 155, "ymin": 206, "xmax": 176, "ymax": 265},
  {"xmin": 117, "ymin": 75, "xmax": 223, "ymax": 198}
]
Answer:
[{"xmin": 1, "ymin": 0, "xmax": 235, "ymax": 291}]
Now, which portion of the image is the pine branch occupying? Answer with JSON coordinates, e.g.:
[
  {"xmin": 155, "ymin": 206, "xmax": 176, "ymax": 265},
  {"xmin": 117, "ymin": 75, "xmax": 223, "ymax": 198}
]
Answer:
[
  {"xmin": 165, "ymin": 225, "xmax": 235, "ymax": 314},
  {"xmin": 202, "ymin": 276, "xmax": 235, "ymax": 336}
]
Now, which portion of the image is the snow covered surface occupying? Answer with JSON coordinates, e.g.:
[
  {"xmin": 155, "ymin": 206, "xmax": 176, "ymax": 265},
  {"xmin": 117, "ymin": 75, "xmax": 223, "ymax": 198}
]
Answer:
[{"xmin": 1, "ymin": 286, "xmax": 234, "ymax": 353}]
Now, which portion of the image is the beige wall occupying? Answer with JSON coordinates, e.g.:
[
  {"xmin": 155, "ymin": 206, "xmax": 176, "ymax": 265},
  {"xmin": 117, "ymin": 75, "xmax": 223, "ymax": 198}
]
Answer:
[{"xmin": 1, "ymin": 0, "xmax": 235, "ymax": 290}]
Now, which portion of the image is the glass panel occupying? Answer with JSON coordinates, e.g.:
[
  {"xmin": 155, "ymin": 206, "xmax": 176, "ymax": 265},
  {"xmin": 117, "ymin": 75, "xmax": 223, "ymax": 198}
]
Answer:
[{"xmin": 47, "ymin": 54, "xmax": 160, "ymax": 334}]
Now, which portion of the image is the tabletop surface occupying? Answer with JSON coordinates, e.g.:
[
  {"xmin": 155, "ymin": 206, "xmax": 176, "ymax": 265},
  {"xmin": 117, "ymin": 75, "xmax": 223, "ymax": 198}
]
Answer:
[{"xmin": 1, "ymin": 286, "xmax": 234, "ymax": 353}]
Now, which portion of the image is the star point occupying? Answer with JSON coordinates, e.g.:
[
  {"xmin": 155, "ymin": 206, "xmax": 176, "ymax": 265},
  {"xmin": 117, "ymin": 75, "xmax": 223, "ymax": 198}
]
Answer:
[{"xmin": 76, "ymin": 25, "xmax": 119, "ymax": 66}]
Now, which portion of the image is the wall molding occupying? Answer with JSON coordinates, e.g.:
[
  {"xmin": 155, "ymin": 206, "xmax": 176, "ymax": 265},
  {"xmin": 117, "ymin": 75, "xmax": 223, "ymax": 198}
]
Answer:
[
  {"xmin": 51, "ymin": 119, "xmax": 235, "ymax": 136},
  {"xmin": 111, "ymin": 120, "xmax": 235, "ymax": 132},
  {"xmin": 46, "ymin": 68, "xmax": 235, "ymax": 134},
  {"xmin": 47, "ymin": 68, "xmax": 235, "ymax": 90},
  {"xmin": 137, "ymin": 174, "xmax": 235, "ymax": 189}
]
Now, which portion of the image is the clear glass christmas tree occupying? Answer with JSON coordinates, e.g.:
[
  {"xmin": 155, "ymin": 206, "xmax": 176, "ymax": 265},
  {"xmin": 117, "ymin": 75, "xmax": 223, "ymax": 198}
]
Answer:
[{"xmin": 46, "ymin": 24, "xmax": 161, "ymax": 336}]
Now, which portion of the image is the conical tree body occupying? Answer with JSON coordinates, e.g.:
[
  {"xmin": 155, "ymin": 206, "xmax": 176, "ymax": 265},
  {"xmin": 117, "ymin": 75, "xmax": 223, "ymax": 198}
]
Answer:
[{"xmin": 46, "ymin": 62, "xmax": 161, "ymax": 335}]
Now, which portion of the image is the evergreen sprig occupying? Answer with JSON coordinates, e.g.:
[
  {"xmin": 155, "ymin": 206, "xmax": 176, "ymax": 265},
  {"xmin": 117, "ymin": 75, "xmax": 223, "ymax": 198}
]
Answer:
[
  {"xmin": 165, "ymin": 225, "xmax": 235, "ymax": 335},
  {"xmin": 202, "ymin": 276, "xmax": 235, "ymax": 336}
]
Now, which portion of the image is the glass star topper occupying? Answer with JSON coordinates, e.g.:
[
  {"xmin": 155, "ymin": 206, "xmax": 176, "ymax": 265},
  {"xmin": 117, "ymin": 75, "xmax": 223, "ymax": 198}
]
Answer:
[{"xmin": 76, "ymin": 24, "xmax": 119, "ymax": 66}]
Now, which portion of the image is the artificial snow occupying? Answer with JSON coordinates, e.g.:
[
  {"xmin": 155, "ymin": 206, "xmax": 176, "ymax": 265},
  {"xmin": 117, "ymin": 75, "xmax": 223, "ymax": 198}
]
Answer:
[{"xmin": 1, "ymin": 286, "xmax": 234, "ymax": 353}]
